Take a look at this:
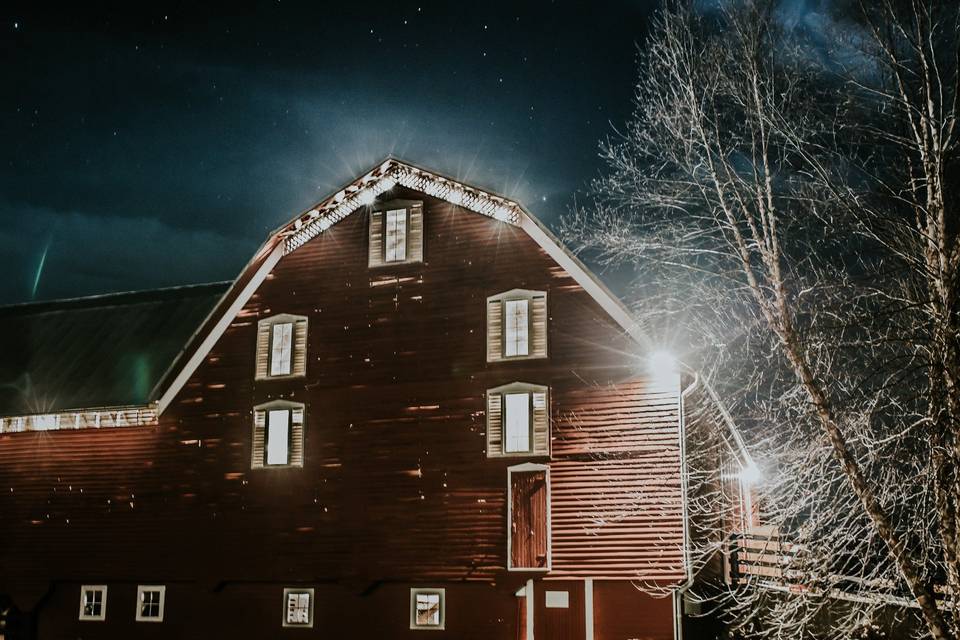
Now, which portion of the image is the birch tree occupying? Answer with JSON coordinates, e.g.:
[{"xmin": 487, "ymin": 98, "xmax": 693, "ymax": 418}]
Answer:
[{"xmin": 564, "ymin": 1, "xmax": 960, "ymax": 637}]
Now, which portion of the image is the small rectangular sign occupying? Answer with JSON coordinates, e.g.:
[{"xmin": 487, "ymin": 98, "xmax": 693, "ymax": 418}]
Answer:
[{"xmin": 545, "ymin": 590, "xmax": 569, "ymax": 608}]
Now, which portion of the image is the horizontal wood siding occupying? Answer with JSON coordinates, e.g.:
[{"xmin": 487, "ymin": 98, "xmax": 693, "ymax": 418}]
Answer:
[
  {"xmin": 550, "ymin": 378, "xmax": 685, "ymax": 580},
  {"xmin": 0, "ymin": 187, "xmax": 685, "ymax": 622}
]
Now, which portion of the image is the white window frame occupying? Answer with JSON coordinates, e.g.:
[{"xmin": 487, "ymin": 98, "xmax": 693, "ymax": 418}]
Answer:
[
  {"xmin": 78, "ymin": 584, "xmax": 107, "ymax": 621},
  {"xmin": 410, "ymin": 587, "xmax": 445, "ymax": 630},
  {"xmin": 385, "ymin": 208, "xmax": 408, "ymax": 263},
  {"xmin": 506, "ymin": 463, "xmax": 552, "ymax": 572},
  {"xmin": 486, "ymin": 289, "xmax": 547, "ymax": 362},
  {"xmin": 256, "ymin": 313, "xmax": 307, "ymax": 381},
  {"xmin": 135, "ymin": 585, "xmax": 165, "ymax": 622},
  {"xmin": 269, "ymin": 321, "xmax": 294, "ymax": 376},
  {"xmin": 281, "ymin": 587, "xmax": 314, "ymax": 628}
]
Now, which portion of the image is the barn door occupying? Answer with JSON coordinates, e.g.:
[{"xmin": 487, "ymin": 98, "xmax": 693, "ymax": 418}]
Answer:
[
  {"xmin": 533, "ymin": 580, "xmax": 585, "ymax": 640},
  {"xmin": 509, "ymin": 465, "xmax": 549, "ymax": 570}
]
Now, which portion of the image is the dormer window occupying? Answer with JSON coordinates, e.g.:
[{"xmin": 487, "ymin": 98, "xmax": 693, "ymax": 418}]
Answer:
[
  {"xmin": 487, "ymin": 290, "xmax": 547, "ymax": 362},
  {"xmin": 369, "ymin": 200, "xmax": 424, "ymax": 267},
  {"xmin": 255, "ymin": 314, "xmax": 308, "ymax": 380},
  {"xmin": 486, "ymin": 382, "xmax": 550, "ymax": 458}
]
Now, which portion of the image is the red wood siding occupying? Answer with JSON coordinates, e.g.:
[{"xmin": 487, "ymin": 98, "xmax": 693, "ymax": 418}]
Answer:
[
  {"xmin": 550, "ymin": 378, "xmax": 685, "ymax": 580},
  {"xmin": 593, "ymin": 580, "xmax": 675, "ymax": 640},
  {"xmin": 0, "ymin": 185, "xmax": 687, "ymax": 635},
  {"xmin": 534, "ymin": 580, "xmax": 585, "ymax": 640},
  {"xmin": 510, "ymin": 469, "xmax": 548, "ymax": 569}
]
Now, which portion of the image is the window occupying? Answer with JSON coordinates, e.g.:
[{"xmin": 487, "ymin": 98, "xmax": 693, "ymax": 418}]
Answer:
[
  {"xmin": 508, "ymin": 464, "xmax": 551, "ymax": 571},
  {"xmin": 486, "ymin": 382, "xmax": 550, "ymax": 458},
  {"xmin": 78, "ymin": 585, "xmax": 107, "ymax": 621},
  {"xmin": 252, "ymin": 401, "xmax": 305, "ymax": 469},
  {"xmin": 504, "ymin": 299, "xmax": 529, "ymax": 357},
  {"xmin": 504, "ymin": 393, "xmax": 531, "ymax": 453},
  {"xmin": 368, "ymin": 200, "xmax": 424, "ymax": 267},
  {"xmin": 385, "ymin": 209, "xmax": 407, "ymax": 262},
  {"xmin": 410, "ymin": 588, "xmax": 445, "ymax": 630},
  {"xmin": 486, "ymin": 290, "xmax": 547, "ymax": 362},
  {"xmin": 266, "ymin": 409, "xmax": 291, "ymax": 465},
  {"xmin": 135, "ymin": 585, "xmax": 165, "ymax": 622},
  {"xmin": 282, "ymin": 588, "xmax": 314, "ymax": 628},
  {"xmin": 270, "ymin": 322, "xmax": 293, "ymax": 376},
  {"xmin": 255, "ymin": 314, "xmax": 308, "ymax": 380}
]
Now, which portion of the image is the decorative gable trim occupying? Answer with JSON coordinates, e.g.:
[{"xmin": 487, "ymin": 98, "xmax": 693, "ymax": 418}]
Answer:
[{"xmin": 153, "ymin": 158, "xmax": 646, "ymax": 416}]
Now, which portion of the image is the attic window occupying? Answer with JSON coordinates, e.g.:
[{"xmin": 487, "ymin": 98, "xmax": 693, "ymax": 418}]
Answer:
[
  {"xmin": 487, "ymin": 290, "xmax": 548, "ymax": 362},
  {"xmin": 270, "ymin": 322, "xmax": 293, "ymax": 376},
  {"xmin": 255, "ymin": 314, "xmax": 308, "ymax": 380},
  {"xmin": 369, "ymin": 200, "xmax": 424, "ymax": 267},
  {"xmin": 385, "ymin": 209, "xmax": 407, "ymax": 262}
]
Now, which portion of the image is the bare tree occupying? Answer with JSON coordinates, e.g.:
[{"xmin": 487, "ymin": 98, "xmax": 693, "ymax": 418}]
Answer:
[{"xmin": 564, "ymin": 1, "xmax": 960, "ymax": 637}]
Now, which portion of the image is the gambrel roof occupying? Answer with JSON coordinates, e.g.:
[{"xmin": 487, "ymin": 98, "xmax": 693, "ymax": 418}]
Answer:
[{"xmin": 153, "ymin": 157, "xmax": 649, "ymax": 413}]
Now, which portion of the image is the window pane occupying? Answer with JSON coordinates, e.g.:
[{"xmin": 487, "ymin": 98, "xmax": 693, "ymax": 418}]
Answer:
[
  {"xmin": 270, "ymin": 322, "xmax": 293, "ymax": 376},
  {"xmin": 504, "ymin": 299, "xmax": 529, "ymax": 357},
  {"xmin": 286, "ymin": 592, "xmax": 310, "ymax": 624},
  {"xmin": 504, "ymin": 393, "xmax": 531, "ymax": 452},
  {"xmin": 416, "ymin": 593, "xmax": 441, "ymax": 626},
  {"xmin": 385, "ymin": 209, "xmax": 407, "ymax": 262},
  {"xmin": 266, "ymin": 410, "xmax": 290, "ymax": 465}
]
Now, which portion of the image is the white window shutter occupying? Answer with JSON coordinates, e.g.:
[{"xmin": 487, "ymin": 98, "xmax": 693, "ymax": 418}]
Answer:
[
  {"xmin": 251, "ymin": 409, "xmax": 266, "ymax": 468},
  {"xmin": 532, "ymin": 390, "xmax": 549, "ymax": 455},
  {"xmin": 289, "ymin": 406, "xmax": 305, "ymax": 467},
  {"xmin": 255, "ymin": 321, "xmax": 272, "ymax": 379},
  {"xmin": 487, "ymin": 299, "xmax": 503, "ymax": 362},
  {"xmin": 292, "ymin": 318, "xmax": 308, "ymax": 377},
  {"xmin": 486, "ymin": 390, "xmax": 503, "ymax": 456},
  {"xmin": 408, "ymin": 202, "xmax": 424, "ymax": 262},
  {"xmin": 369, "ymin": 211, "xmax": 384, "ymax": 267},
  {"xmin": 530, "ymin": 293, "xmax": 548, "ymax": 357}
]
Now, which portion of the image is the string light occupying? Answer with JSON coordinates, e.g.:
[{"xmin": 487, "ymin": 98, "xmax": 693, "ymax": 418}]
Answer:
[{"xmin": 283, "ymin": 159, "xmax": 523, "ymax": 253}]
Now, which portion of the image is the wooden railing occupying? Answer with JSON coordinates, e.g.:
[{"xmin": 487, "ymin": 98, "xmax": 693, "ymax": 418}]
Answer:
[{"xmin": 728, "ymin": 525, "xmax": 801, "ymax": 586}]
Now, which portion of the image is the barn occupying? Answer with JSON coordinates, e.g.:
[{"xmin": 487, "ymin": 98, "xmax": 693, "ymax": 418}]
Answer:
[{"xmin": 0, "ymin": 158, "xmax": 753, "ymax": 639}]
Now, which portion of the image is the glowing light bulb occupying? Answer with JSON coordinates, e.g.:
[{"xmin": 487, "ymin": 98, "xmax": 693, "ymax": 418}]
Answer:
[
  {"xmin": 357, "ymin": 189, "xmax": 376, "ymax": 205},
  {"xmin": 741, "ymin": 463, "xmax": 762, "ymax": 485},
  {"xmin": 318, "ymin": 217, "xmax": 333, "ymax": 231},
  {"xmin": 647, "ymin": 349, "xmax": 676, "ymax": 377}
]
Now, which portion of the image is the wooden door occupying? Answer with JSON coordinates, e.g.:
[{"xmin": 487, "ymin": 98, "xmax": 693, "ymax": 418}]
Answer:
[
  {"xmin": 510, "ymin": 468, "xmax": 548, "ymax": 569},
  {"xmin": 533, "ymin": 580, "xmax": 585, "ymax": 640}
]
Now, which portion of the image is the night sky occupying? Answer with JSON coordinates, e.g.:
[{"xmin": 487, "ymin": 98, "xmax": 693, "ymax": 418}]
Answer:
[{"xmin": 0, "ymin": 1, "xmax": 655, "ymax": 305}]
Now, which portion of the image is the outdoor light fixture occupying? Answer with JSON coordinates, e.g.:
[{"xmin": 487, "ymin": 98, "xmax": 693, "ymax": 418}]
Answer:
[
  {"xmin": 740, "ymin": 463, "xmax": 762, "ymax": 485},
  {"xmin": 647, "ymin": 349, "xmax": 677, "ymax": 376},
  {"xmin": 647, "ymin": 349, "xmax": 679, "ymax": 389}
]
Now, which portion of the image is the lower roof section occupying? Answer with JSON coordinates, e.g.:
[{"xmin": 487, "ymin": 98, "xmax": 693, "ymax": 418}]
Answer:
[{"xmin": 0, "ymin": 282, "xmax": 229, "ymax": 416}]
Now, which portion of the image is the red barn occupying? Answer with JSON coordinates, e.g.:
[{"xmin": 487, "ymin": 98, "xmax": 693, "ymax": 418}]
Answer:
[{"xmin": 0, "ymin": 159, "xmax": 750, "ymax": 639}]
